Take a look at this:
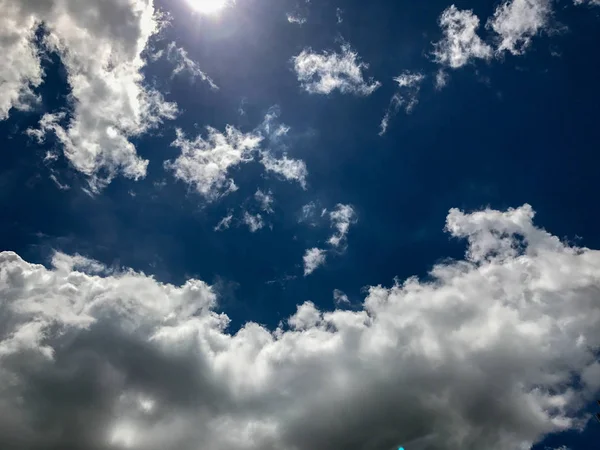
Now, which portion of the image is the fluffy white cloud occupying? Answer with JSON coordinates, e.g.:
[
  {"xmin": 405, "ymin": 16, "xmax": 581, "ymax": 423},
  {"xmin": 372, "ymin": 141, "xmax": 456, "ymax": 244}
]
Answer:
[
  {"xmin": 260, "ymin": 152, "xmax": 308, "ymax": 189},
  {"xmin": 303, "ymin": 247, "xmax": 327, "ymax": 276},
  {"xmin": 165, "ymin": 42, "xmax": 218, "ymax": 89},
  {"xmin": 433, "ymin": 5, "xmax": 493, "ymax": 69},
  {"xmin": 243, "ymin": 212, "xmax": 264, "ymax": 233},
  {"xmin": 487, "ymin": 0, "xmax": 553, "ymax": 56},
  {"xmin": 255, "ymin": 189, "xmax": 274, "ymax": 214},
  {"xmin": 2, "ymin": 204, "xmax": 600, "ymax": 449},
  {"xmin": 165, "ymin": 126, "xmax": 263, "ymax": 201},
  {"xmin": 328, "ymin": 204, "xmax": 357, "ymax": 249},
  {"xmin": 1, "ymin": 0, "xmax": 179, "ymax": 191},
  {"xmin": 166, "ymin": 111, "xmax": 308, "ymax": 200},
  {"xmin": 379, "ymin": 72, "xmax": 425, "ymax": 136},
  {"xmin": 0, "ymin": 4, "xmax": 43, "ymax": 119},
  {"xmin": 292, "ymin": 44, "xmax": 381, "ymax": 95}
]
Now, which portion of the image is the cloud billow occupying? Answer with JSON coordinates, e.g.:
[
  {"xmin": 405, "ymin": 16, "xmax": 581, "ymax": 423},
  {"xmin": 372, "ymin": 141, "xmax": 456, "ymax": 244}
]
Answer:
[{"xmin": 1, "ymin": 204, "xmax": 599, "ymax": 449}]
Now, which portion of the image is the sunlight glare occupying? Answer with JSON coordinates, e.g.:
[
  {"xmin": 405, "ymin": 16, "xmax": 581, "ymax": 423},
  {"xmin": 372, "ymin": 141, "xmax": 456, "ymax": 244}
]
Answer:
[{"xmin": 187, "ymin": 0, "xmax": 229, "ymax": 15}]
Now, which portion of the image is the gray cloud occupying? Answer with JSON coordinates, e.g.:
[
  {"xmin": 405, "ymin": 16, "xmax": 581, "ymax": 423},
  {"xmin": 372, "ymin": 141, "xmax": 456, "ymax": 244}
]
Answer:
[{"xmin": 1, "ymin": 205, "xmax": 600, "ymax": 449}]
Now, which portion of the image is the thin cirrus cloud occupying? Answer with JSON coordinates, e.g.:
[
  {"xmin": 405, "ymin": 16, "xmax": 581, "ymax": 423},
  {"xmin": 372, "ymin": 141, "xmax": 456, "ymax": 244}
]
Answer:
[
  {"xmin": 164, "ymin": 42, "xmax": 219, "ymax": 89},
  {"xmin": 379, "ymin": 72, "xmax": 426, "ymax": 136},
  {"xmin": 3, "ymin": 0, "xmax": 178, "ymax": 192},
  {"xmin": 292, "ymin": 43, "xmax": 381, "ymax": 96},
  {"xmin": 2, "ymin": 205, "xmax": 600, "ymax": 449}
]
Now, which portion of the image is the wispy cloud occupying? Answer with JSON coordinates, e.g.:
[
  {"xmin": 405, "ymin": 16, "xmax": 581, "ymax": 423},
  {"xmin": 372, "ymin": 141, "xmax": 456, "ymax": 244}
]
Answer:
[
  {"xmin": 165, "ymin": 42, "xmax": 218, "ymax": 89},
  {"xmin": 380, "ymin": 72, "xmax": 425, "ymax": 136}
]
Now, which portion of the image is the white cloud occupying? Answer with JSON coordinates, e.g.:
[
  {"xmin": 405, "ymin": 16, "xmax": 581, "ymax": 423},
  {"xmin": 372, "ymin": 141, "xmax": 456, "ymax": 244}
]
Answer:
[
  {"xmin": 299, "ymin": 201, "xmax": 318, "ymax": 224},
  {"xmin": 433, "ymin": 5, "xmax": 493, "ymax": 69},
  {"xmin": 255, "ymin": 189, "xmax": 274, "ymax": 214},
  {"xmin": 487, "ymin": 0, "xmax": 554, "ymax": 56},
  {"xmin": 165, "ymin": 111, "xmax": 308, "ymax": 200},
  {"xmin": 2, "ymin": 0, "xmax": 178, "ymax": 191},
  {"xmin": 303, "ymin": 247, "xmax": 327, "ymax": 275},
  {"xmin": 292, "ymin": 44, "xmax": 381, "ymax": 95},
  {"xmin": 333, "ymin": 289, "xmax": 350, "ymax": 305},
  {"xmin": 165, "ymin": 126, "xmax": 263, "ymax": 201},
  {"xmin": 165, "ymin": 42, "xmax": 218, "ymax": 89},
  {"xmin": 328, "ymin": 204, "xmax": 357, "ymax": 249},
  {"xmin": 287, "ymin": 13, "xmax": 307, "ymax": 25},
  {"xmin": 435, "ymin": 69, "xmax": 450, "ymax": 90},
  {"xmin": 260, "ymin": 152, "xmax": 308, "ymax": 189},
  {"xmin": 243, "ymin": 212, "xmax": 264, "ymax": 233},
  {"xmin": 2, "ymin": 204, "xmax": 600, "ymax": 449},
  {"xmin": 379, "ymin": 72, "xmax": 425, "ymax": 136},
  {"xmin": 574, "ymin": 0, "xmax": 600, "ymax": 5},
  {"xmin": 214, "ymin": 214, "xmax": 233, "ymax": 231},
  {"xmin": 0, "ymin": 7, "xmax": 43, "ymax": 120}
]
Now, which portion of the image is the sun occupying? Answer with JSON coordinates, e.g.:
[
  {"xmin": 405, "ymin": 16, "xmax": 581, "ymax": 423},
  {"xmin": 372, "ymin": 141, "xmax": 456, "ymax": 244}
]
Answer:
[{"xmin": 187, "ymin": 0, "xmax": 229, "ymax": 15}]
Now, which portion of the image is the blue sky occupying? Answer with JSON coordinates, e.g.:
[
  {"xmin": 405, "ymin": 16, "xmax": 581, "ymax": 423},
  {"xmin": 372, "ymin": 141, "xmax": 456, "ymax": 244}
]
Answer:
[{"xmin": 0, "ymin": 0, "xmax": 599, "ymax": 449}]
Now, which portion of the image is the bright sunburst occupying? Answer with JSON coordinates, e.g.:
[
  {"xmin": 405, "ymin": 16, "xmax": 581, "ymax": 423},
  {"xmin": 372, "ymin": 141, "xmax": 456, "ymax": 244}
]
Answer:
[{"xmin": 187, "ymin": 0, "xmax": 229, "ymax": 15}]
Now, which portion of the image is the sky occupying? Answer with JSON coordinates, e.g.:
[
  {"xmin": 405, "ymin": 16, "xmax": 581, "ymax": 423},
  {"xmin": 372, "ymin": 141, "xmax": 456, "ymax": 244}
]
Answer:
[{"xmin": 0, "ymin": 0, "xmax": 599, "ymax": 449}]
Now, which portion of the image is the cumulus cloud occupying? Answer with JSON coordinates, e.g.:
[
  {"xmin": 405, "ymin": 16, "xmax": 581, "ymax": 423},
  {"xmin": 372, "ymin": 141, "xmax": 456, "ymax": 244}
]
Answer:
[
  {"xmin": 1, "ymin": 204, "xmax": 600, "ymax": 449},
  {"xmin": 379, "ymin": 72, "xmax": 425, "ymax": 136},
  {"xmin": 165, "ymin": 42, "xmax": 218, "ymax": 89},
  {"xmin": 292, "ymin": 44, "xmax": 381, "ymax": 95},
  {"xmin": 255, "ymin": 189, "xmax": 274, "ymax": 214},
  {"xmin": 0, "ymin": 4, "xmax": 43, "ymax": 119},
  {"xmin": 303, "ymin": 247, "xmax": 327, "ymax": 276},
  {"xmin": 2, "ymin": 0, "xmax": 178, "ymax": 191},
  {"xmin": 487, "ymin": 0, "xmax": 554, "ymax": 56},
  {"xmin": 165, "ymin": 126, "xmax": 263, "ymax": 201},
  {"xmin": 328, "ymin": 204, "xmax": 357, "ymax": 249},
  {"xmin": 242, "ymin": 212, "xmax": 264, "ymax": 233},
  {"xmin": 433, "ymin": 5, "xmax": 493, "ymax": 69}
]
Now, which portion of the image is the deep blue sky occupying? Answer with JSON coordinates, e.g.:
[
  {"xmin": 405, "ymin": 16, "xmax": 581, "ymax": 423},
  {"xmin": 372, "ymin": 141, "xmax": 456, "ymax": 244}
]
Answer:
[{"xmin": 1, "ymin": 1, "xmax": 599, "ymax": 448}]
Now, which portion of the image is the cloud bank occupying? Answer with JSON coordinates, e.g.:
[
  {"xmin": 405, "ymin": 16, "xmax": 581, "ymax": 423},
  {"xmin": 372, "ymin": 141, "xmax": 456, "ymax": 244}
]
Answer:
[{"xmin": 2, "ymin": 204, "xmax": 600, "ymax": 450}]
